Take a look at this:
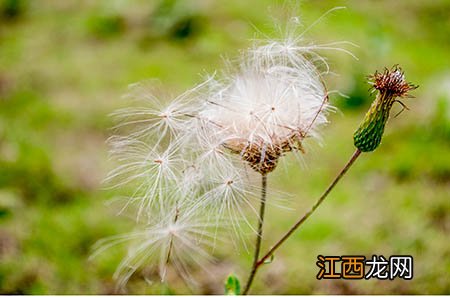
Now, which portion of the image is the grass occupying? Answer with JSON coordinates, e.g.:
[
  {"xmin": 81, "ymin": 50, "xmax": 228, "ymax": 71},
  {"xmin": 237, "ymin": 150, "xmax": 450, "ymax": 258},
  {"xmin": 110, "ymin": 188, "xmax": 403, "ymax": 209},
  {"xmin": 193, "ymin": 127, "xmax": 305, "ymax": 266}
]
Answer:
[{"xmin": 0, "ymin": 0, "xmax": 449, "ymax": 294}]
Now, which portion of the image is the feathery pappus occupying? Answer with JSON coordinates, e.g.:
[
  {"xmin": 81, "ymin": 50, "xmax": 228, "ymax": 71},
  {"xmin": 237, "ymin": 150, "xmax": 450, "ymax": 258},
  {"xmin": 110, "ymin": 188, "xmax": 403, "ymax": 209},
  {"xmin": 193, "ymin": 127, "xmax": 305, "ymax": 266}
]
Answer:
[{"xmin": 100, "ymin": 12, "xmax": 354, "ymax": 289}]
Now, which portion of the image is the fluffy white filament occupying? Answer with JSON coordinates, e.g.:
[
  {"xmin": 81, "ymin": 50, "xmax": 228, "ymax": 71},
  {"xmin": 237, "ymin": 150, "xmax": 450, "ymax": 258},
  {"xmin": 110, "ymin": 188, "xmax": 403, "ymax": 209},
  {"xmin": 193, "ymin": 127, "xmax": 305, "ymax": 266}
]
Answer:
[{"xmin": 100, "ymin": 14, "xmax": 353, "ymax": 289}]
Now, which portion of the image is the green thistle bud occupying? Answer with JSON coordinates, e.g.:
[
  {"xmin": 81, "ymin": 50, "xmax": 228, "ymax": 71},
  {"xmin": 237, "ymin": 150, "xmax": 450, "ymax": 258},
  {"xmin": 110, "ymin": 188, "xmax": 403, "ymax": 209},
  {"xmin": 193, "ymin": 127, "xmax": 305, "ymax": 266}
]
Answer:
[{"xmin": 353, "ymin": 66, "xmax": 418, "ymax": 152}]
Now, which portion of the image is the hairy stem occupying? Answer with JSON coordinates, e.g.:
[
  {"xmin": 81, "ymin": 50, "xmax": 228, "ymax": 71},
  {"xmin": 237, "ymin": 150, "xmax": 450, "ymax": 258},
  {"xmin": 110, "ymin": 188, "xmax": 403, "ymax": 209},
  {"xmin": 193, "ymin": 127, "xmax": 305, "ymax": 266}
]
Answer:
[
  {"xmin": 245, "ymin": 149, "xmax": 361, "ymax": 294},
  {"xmin": 242, "ymin": 174, "xmax": 268, "ymax": 295}
]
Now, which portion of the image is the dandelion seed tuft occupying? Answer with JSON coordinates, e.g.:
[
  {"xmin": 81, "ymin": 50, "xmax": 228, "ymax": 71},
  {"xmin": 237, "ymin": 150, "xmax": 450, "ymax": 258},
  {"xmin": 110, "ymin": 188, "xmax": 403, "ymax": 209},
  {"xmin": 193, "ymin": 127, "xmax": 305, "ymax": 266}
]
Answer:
[{"xmin": 101, "ymin": 12, "xmax": 353, "ymax": 289}]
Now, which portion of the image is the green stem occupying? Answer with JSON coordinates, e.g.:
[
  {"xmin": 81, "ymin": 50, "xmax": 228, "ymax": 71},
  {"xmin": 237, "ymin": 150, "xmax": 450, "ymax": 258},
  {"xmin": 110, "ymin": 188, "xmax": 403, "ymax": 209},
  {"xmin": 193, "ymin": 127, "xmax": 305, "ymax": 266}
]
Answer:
[
  {"xmin": 245, "ymin": 149, "xmax": 361, "ymax": 294},
  {"xmin": 162, "ymin": 207, "xmax": 179, "ymax": 281},
  {"xmin": 242, "ymin": 174, "xmax": 268, "ymax": 295}
]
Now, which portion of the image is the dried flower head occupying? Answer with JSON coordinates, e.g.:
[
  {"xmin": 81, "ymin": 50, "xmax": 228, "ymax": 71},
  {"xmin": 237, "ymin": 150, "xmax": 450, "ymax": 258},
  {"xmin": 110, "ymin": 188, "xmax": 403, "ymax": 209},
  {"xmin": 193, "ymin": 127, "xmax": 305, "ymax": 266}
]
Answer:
[
  {"xmin": 101, "ymin": 12, "xmax": 353, "ymax": 289},
  {"xmin": 199, "ymin": 43, "xmax": 331, "ymax": 175}
]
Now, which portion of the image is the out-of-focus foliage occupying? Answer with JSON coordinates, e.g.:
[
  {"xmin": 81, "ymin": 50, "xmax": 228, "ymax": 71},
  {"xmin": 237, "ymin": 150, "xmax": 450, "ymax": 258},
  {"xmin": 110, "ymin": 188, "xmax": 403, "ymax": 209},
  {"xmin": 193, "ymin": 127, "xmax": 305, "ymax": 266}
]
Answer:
[
  {"xmin": 0, "ymin": 0, "xmax": 449, "ymax": 294},
  {"xmin": 225, "ymin": 274, "xmax": 241, "ymax": 295},
  {"xmin": 0, "ymin": 0, "xmax": 26, "ymax": 20}
]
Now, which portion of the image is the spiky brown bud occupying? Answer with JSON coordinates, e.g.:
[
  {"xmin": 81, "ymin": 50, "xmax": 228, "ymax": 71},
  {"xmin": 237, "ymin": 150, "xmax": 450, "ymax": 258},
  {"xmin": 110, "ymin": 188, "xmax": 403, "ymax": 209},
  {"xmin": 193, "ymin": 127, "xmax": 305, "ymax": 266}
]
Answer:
[
  {"xmin": 353, "ymin": 66, "xmax": 418, "ymax": 152},
  {"xmin": 369, "ymin": 65, "xmax": 418, "ymax": 98}
]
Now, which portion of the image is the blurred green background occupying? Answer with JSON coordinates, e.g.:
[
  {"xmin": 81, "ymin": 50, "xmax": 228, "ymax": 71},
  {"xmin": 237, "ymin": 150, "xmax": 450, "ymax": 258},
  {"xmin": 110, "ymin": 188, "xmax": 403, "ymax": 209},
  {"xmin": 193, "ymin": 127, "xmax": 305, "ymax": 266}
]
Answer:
[{"xmin": 0, "ymin": 0, "xmax": 449, "ymax": 294}]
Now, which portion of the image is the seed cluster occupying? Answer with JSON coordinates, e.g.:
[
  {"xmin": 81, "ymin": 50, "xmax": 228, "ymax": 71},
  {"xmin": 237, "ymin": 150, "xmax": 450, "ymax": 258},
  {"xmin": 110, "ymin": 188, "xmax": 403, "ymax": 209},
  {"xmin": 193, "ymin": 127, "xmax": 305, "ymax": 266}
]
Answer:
[
  {"xmin": 224, "ymin": 132, "xmax": 305, "ymax": 174},
  {"xmin": 105, "ymin": 15, "xmax": 337, "ymax": 286}
]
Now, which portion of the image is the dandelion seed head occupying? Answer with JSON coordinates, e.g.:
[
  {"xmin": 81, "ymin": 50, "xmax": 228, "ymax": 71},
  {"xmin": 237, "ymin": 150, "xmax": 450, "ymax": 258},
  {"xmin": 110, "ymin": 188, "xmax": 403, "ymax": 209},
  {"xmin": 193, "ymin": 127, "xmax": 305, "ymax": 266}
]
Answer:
[
  {"xmin": 103, "ymin": 10, "xmax": 353, "ymax": 288},
  {"xmin": 199, "ymin": 35, "xmax": 331, "ymax": 174}
]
